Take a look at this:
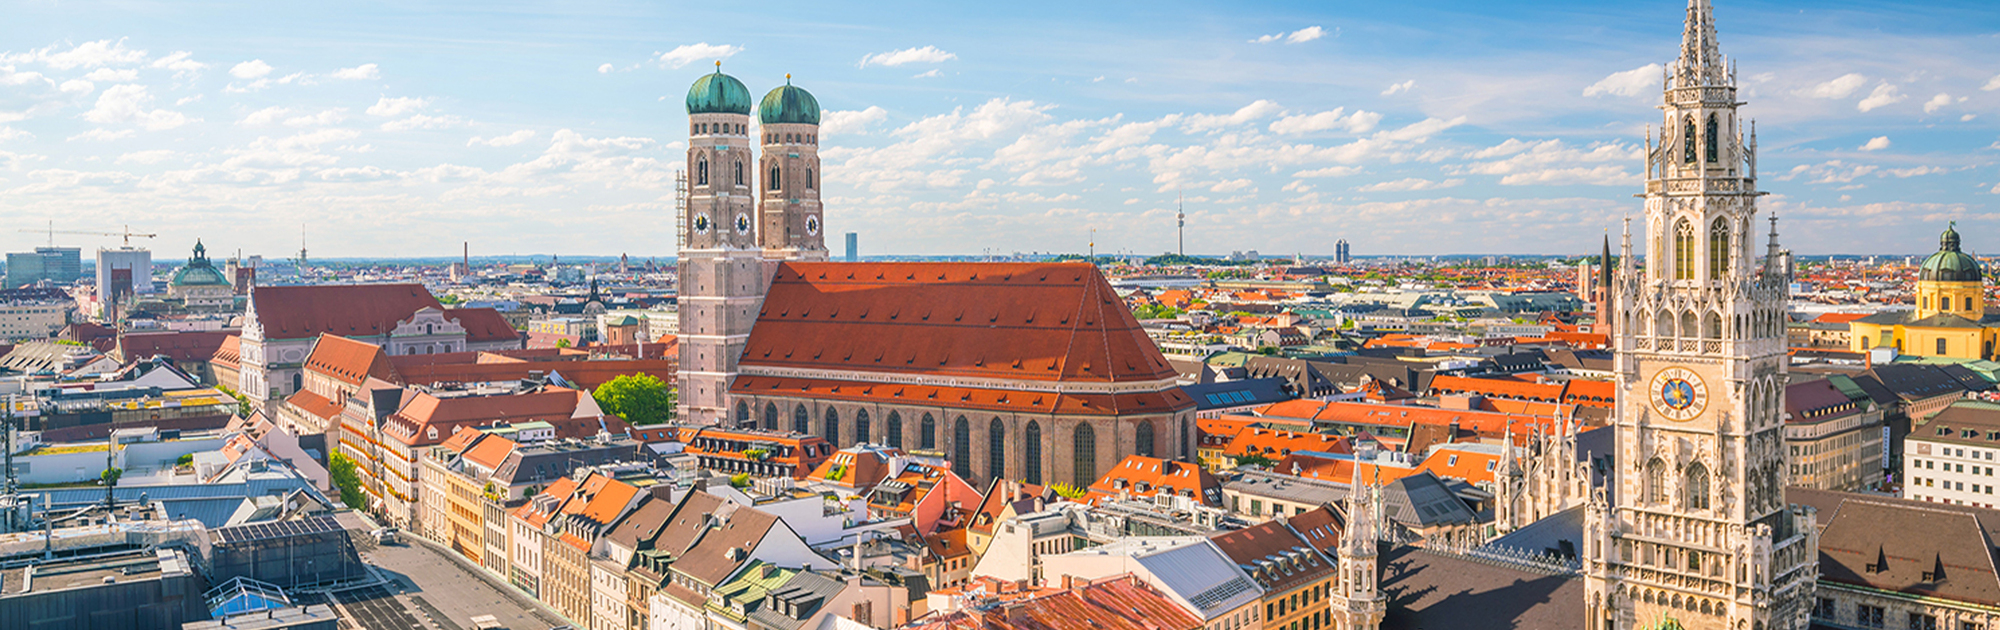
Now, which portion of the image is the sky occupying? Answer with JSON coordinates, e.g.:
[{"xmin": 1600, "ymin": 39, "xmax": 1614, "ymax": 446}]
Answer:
[{"xmin": 1, "ymin": 0, "xmax": 1997, "ymax": 260}]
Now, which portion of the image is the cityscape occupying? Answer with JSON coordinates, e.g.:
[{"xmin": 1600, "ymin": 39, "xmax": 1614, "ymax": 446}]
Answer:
[{"xmin": 0, "ymin": 1, "xmax": 1994, "ymax": 630}]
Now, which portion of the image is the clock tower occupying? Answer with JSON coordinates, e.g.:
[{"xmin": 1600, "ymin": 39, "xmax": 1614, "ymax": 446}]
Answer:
[
  {"xmin": 678, "ymin": 63, "xmax": 765, "ymax": 426},
  {"xmin": 1582, "ymin": 2, "xmax": 1817, "ymax": 629}
]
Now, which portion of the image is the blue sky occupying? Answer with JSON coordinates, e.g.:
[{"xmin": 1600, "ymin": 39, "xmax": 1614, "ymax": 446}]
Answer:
[{"xmin": 1, "ymin": 0, "xmax": 1996, "ymax": 259}]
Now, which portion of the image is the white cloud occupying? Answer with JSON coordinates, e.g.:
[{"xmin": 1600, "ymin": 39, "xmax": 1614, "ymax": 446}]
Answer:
[
  {"xmin": 59, "ymin": 79, "xmax": 94, "ymax": 94},
  {"xmin": 1583, "ymin": 64, "xmax": 1662, "ymax": 98},
  {"xmin": 150, "ymin": 51, "xmax": 205, "ymax": 77},
  {"xmin": 1381, "ymin": 80, "xmax": 1415, "ymax": 96},
  {"xmin": 1808, "ymin": 73, "xmax": 1868, "ymax": 99},
  {"xmin": 1883, "ymin": 166, "xmax": 1945, "ymax": 178},
  {"xmin": 230, "ymin": 59, "xmax": 273, "ymax": 79},
  {"xmin": 1376, "ymin": 116, "xmax": 1466, "ymax": 142},
  {"xmin": 1460, "ymin": 138, "xmax": 1640, "ymax": 186},
  {"xmin": 822, "ymin": 106, "xmax": 888, "ymax": 136},
  {"xmin": 381, "ymin": 114, "xmax": 465, "ymax": 131},
  {"xmin": 1251, "ymin": 26, "xmax": 1327, "ymax": 44},
  {"xmin": 24, "ymin": 39, "xmax": 148, "ymax": 70},
  {"xmin": 1857, "ymin": 83, "xmax": 1905, "ymax": 112},
  {"xmin": 239, "ymin": 106, "xmax": 292, "ymax": 126},
  {"xmin": 284, "ymin": 108, "xmax": 347, "ymax": 127},
  {"xmin": 82, "ymin": 84, "xmax": 192, "ymax": 130},
  {"xmin": 68, "ymin": 128, "xmax": 135, "ymax": 142},
  {"xmin": 1270, "ymin": 108, "xmax": 1382, "ymax": 135},
  {"xmin": 366, "ymin": 96, "xmax": 428, "ymax": 117},
  {"xmin": 468, "ymin": 129, "xmax": 536, "ymax": 147},
  {"xmin": 1210, "ymin": 178, "xmax": 1253, "ymax": 193},
  {"xmin": 1984, "ymin": 74, "xmax": 2000, "ymax": 92},
  {"xmin": 1355, "ymin": 177, "xmax": 1463, "ymax": 192},
  {"xmin": 1859, "ymin": 136, "xmax": 1890, "ymax": 151},
  {"xmin": 1182, "ymin": 100, "xmax": 1284, "ymax": 132},
  {"xmin": 0, "ymin": 65, "xmax": 49, "ymax": 87},
  {"xmin": 330, "ymin": 64, "xmax": 379, "ymax": 80},
  {"xmin": 83, "ymin": 68, "xmax": 137, "ymax": 82},
  {"xmin": 656, "ymin": 43, "xmax": 742, "ymax": 69},
  {"xmin": 860, "ymin": 46, "xmax": 957, "ymax": 68},
  {"xmin": 912, "ymin": 69, "xmax": 943, "ymax": 79},
  {"xmin": 115, "ymin": 149, "xmax": 175, "ymax": 164},
  {"xmin": 597, "ymin": 63, "xmax": 613, "ymax": 74},
  {"xmin": 0, "ymin": 126, "xmax": 30, "ymax": 142},
  {"xmin": 1293, "ymin": 166, "xmax": 1363, "ymax": 178},
  {"xmin": 1923, "ymin": 92, "xmax": 1952, "ymax": 114},
  {"xmin": 1780, "ymin": 160, "xmax": 1877, "ymax": 184}
]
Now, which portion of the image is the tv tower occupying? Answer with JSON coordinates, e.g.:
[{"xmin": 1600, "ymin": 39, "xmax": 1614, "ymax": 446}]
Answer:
[{"xmin": 1176, "ymin": 191, "xmax": 1185, "ymax": 257}]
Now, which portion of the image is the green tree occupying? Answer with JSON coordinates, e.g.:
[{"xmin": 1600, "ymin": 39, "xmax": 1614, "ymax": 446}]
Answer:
[
  {"xmin": 1233, "ymin": 454, "xmax": 1277, "ymax": 469},
  {"xmin": 329, "ymin": 452, "xmax": 367, "ymax": 510},
  {"xmin": 556, "ymin": 338, "xmax": 572, "ymax": 349},
  {"xmin": 593, "ymin": 373, "xmax": 676, "ymax": 425},
  {"xmin": 99, "ymin": 467, "xmax": 122, "ymax": 486}
]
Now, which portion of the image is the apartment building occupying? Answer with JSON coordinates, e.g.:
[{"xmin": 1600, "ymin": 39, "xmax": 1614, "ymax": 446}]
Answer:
[
  {"xmin": 1784, "ymin": 377, "xmax": 1885, "ymax": 492},
  {"xmin": 1905, "ymin": 400, "xmax": 2000, "ymax": 508}
]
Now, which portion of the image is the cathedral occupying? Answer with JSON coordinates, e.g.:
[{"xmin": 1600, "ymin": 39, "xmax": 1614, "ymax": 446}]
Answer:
[
  {"xmin": 674, "ymin": 66, "xmax": 1197, "ymax": 487},
  {"xmin": 1848, "ymin": 223, "xmax": 1999, "ymax": 360}
]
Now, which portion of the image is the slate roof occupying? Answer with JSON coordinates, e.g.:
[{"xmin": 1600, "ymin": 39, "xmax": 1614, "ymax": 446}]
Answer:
[
  {"xmin": 1790, "ymin": 488, "xmax": 2000, "ymax": 606},
  {"xmin": 1379, "ymin": 546, "xmax": 1584, "ymax": 630},
  {"xmin": 1379, "ymin": 472, "xmax": 1479, "ymax": 529},
  {"xmin": 1870, "ymin": 364, "xmax": 1973, "ymax": 402},
  {"xmin": 1208, "ymin": 519, "xmax": 1336, "ymax": 596},
  {"xmin": 1906, "ymin": 313, "xmax": 1985, "ymax": 329}
]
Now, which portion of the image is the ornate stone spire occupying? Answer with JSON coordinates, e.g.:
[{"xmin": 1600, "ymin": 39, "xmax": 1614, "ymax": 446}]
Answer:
[{"xmin": 1674, "ymin": 0, "xmax": 1728, "ymax": 88}]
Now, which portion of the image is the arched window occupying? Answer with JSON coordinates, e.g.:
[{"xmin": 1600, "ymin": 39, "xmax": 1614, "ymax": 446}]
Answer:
[
  {"xmin": 806, "ymin": 168, "xmax": 815, "ymax": 189},
  {"xmin": 952, "ymin": 416, "xmax": 971, "ymax": 474},
  {"xmin": 764, "ymin": 403, "xmax": 779, "ymax": 431},
  {"xmin": 769, "ymin": 166, "xmax": 781, "ymax": 191},
  {"xmin": 1024, "ymin": 421, "xmax": 1043, "ymax": 485},
  {"xmin": 1673, "ymin": 219, "xmax": 1695, "ymax": 281},
  {"xmin": 886, "ymin": 412, "xmax": 903, "ymax": 448},
  {"xmin": 292, "ymin": 372, "xmax": 302, "ymax": 393},
  {"xmin": 824, "ymin": 408, "xmax": 841, "ymax": 446},
  {"xmin": 1646, "ymin": 458, "xmax": 1668, "ymax": 504},
  {"xmin": 1938, "ymin": 338, "xmax": 1949, "ymax": 355},
  {"xmin": 697, "ymin": 159, "xmax": 708, "ymax": 186},
  {"xmin": 988, "ymin": 418, "xmax": 1006, "ymax": 481},
  {"xmin": 1704, "ymin": 114, "xmax": 1719, "ymax": 163},
  {"xmin": 1655, "ymin": 311, "xmax": 1673, "ymax": 338},
  {"xmin": 794, "ymin": 404, "xmax": 809, "ymax": 434},
  {"xmin": 1134, "ymin": 421, "xmax": 1155, "ymax": 459},
  {"xmin": 1682, "ymin": 117, "xmax": 1697, "ymax": 164},
  {"xmin": 1680, "ymin": 311, "xmax": 1698, "ymax": 340},
  {"xmin": 1702, "ymin": 312, "xmax": 1722, "ymax": 340},
  {"xmin": 1685, "ymin": 462, "xmax": 1710, "ymax": 510},
  {"xmin": 1708, "ymin": 217, "xmax": 1730, "ymax": 280},
  {"xmin": 921, "ymin": 413, "xmax": 937, "ymax": 449},
  {"xmin": 734, "ymin": 162, "xmax": 744, "ymax": 186},
  {"xmin": 736, "ymin": 402, "xmax": 750, "ymax": 426},
  {"xmin": 1073, "ymin": 423, "xmax": 1098, "ymax": 487},
  {"xmin": 855, "ymin": 409, "xmax": 871, "ymax": 445}
]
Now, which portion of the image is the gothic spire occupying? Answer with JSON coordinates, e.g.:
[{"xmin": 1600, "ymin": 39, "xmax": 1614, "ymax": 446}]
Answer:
[
  {"xmin": 1674, "ymin": 0, "xmax": 1727, "ymax": 88},
  {"xmin": 1600, "ymin": 236, "xmax": 1613, "ymax": 291}
]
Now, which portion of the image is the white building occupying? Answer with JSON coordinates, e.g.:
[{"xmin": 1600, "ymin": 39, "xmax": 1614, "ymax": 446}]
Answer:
[
  {"xmin": 1904, "ymin": 400, "xmax": 2000, "ymax": 508},
  {"xmin": 97, "ymin": 247, "xmax": 155, "ymax": 299},
  {"xmin": 1040, "ymin": 536, "xmax": 1265, "ymax": 630},
  {"xmin": 0, "ymin": 299, "xmax": 70, "ymax": 341}
]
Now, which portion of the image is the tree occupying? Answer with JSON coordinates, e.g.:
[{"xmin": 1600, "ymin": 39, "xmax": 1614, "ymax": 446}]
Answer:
[
  {"xmin": 556, "ymin": 338, "xmax": 572, "ymax": 349},
  {"xmin": 593, "ymin": 373, "xmax": 675, "ymax": 425},
  {"xmin": 1233, "ymin": 454, "xmax": 1277, "ymax": 469},
  {"xmin": 329, "ymin": 452, "xmax": 367, "ymax": 510}
]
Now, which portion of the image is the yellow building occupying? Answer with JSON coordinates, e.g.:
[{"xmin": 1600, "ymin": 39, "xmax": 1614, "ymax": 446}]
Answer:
[{"xmin": 1850, "ymin": 224, "xmax": 1996, "ymax": 359}]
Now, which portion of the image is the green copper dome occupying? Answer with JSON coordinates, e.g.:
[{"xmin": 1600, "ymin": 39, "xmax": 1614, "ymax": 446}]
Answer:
[
  {"xmin": 1920, "ymin": 223, "xmax": 1983, "ymax": 283},
  {"xmin": 758, "ymin": 79, "xmax": 820, "ymax": 125},
  {"xmin": 685, "ymin": 65, "xmax": 753, "ymax": 116},
  {"xmin": 170, "ymin": 240, "xmax": 230, "ymax": 287}
]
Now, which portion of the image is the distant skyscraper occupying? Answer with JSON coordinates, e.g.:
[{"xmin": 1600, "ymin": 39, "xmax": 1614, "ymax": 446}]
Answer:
[
  {"xmin": 4, "ymin": 247, "xmax": 81, "ymax": 288},
  {"xmin": 1335, "ymin": 239, "xmax": 1351, "ymax": 265},
  {"xmin": 97, "ymin": 247, "xmax": 154, "ymax": 303},
  {"xmin": 845, "ymin": 232, "xmax": 858, "ymax": 262}
]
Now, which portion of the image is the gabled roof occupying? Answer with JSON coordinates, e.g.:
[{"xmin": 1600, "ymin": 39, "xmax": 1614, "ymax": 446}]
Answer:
[
  {"xmin": 673, "ymin": 504, "xmax": 780, "ymax": 587},
  {"xmin": 118, "ymin": 330, "xmax": 237, "ymax": 364},
  {"xmin": 303, "ymin": 335, "xmax": 396, "ymax": 387},
  {"xmin": 1379, "ymin": 546, "xmax": 1583, "ymax": 630},
  {"xmin": 250, "ymin": 284, "xmax": 443, "ymax": 340},
  {"xmin": 739, "ymin": 262, "xmax": 1179, "ymax": 384},
  {"xmin": 1208, "ymin": 519, "xmax": 1335, "ymax": 595},
  {"xmin": 1793, "ymin": 488, "xmax": 2000, "ymax": 606},
  {"xmin": 211, "ymin": 335, "xmax": 242, "ymax": 369},
  {"xmin": 905, "ymin": 575, "xmax": 1202, "ymax": 630},
  {"xmin": 1087, "ymin": 455, "xmax": 1223, "ymax": 507}
]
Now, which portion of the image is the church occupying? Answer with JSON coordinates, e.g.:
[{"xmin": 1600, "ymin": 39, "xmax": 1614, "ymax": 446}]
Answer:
[
  {"xmin": 1847, "ymin": 223, "xmax": 1999, "ymax": 359},
  {"xmin": 673, "ymin": 66, "xmax": 1197, "ymax": 487}
]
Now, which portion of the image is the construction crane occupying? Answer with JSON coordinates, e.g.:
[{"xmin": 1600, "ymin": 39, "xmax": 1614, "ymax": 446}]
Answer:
[{"xmin": 18, "ymin": 223, "xmax": 158, "ymax": 248}]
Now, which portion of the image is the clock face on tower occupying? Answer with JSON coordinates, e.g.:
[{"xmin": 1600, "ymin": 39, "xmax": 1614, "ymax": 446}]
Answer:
[
  {"xmin": 805, "ymin": 215, "xmax": 820, "ymax": 236},
  {"xmin": 735, "ymin": 213, "xmax": 751, "ymax": 235},
  {"xmin": 1650, "ymin": 367, "xmax": 1708, "ymax": 421},
  {"xmin": 693, "ymin": 213, "xmax": 712, "ymax": 235}
]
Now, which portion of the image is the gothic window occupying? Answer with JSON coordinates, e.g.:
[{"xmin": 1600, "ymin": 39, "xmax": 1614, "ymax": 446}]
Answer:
[
  {"xmin": 1024, "ymin": 421, "xmax": 1043, "ymax": 485},
  {"xmin": 1680, "ymin": 311, "xmax": 1698, "ymax": 339},
  {"xmin": 736, "ymin": 402, "xmax": 749, "ymax": 426},
  {"xmin": 1673, "ymin": 219, "xmax": 1695, "ymax": 280},
  {"xmin": 1685, "ymin": 462, "xmax": 1710, "ymax": 510},
  {"xmin": 824, "ymin": 408, "xmax": 841, "ymax": 446},
  {"xmin": 1705, "ymin": 114, "xmax": 1720, "ymax": 163},
  {"xmin": 734, "ymin": 162, "xmax": 744, "ymax": 186},
  {"xmin": 697, "ymin": 159, "xmax": 708, "ymax": 186},
  {"xmin": 1135, "ymin": 420, "xmax": 1155, "ymax": 458},
  {"xmin": 886, "ymin": 412, "xmax": 903, "ymax": 448},
  {"xmin": 1074, "ymin": 423, "xmax": 1098, "ymax": 487},
  {"xmin": 794, "ymin": 404, "xmax": 809, "ymax": 434},
  {"xmin": 806, "ymin": 168, "xmax": 815, "ymax": 189},
  {"xmin": 953, "ymin": 416, "xmax": 971, "ymax": 473},
  {"xmin": 764, "ymin": 403, "xmax": 779, "ymax": 431},
  {"xmin": 1703, "ymin": 312, "xmax": 1722, "ymax": 340},
  {"xmin": 1645, "ymin": 458, "xmax": 1668, "ymax": 504},
  {"xmin": 769, "ymin": 166, "xmax": 781, "ymax": 191},
  {"xmin": 855, "ymin": 409, "xmax": 871, "ymax": 444},
  {"xmin": 1655, "ymin": 311, "xmax": 1673, "ymax": 338},
  {"xmin": 1708, "ymin": 217, "xmax": 1730, "ymax": 280},
  {"xmin": 921, "ymin": 413, "xmax": 937, "ymax": 449},
  {"xmin": 1683, "ymin": 117, "xmax": 1698, "ymax": 163},
  {"xmin": 988, "ymin": 418, "xmax": 1006, "ymax": 481}
]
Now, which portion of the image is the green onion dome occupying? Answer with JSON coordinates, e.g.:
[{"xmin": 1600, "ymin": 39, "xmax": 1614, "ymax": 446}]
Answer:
[
  {"xmin": 758, "ymin": 77, "xmax": 820, "ymax": 126},
  {"xmin": 686, "ymin": 63, "xmax": 753, "ymax": 116}
]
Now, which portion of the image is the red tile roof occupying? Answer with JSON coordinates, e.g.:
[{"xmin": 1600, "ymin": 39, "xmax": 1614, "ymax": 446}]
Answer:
[
  {"xmin": 211, "ymin": 335, "xmax": 241, "ymax": 370},
  {"xmin": 1087, "ymin": 455, "xmax": 1223, "ymax": 506},
  {"xmin": 305, "ymin": 335, "xmax": 396, "ymax": 387},
  {"xmin": 739, "ymin": 262, "xmax": 1180, "ymax": 384},
  {"xmin": 284, "ymin": 390, "xmax": 345, "ymax": 421},
  {"xmin": 730, "ymin": 375, "xmax": 1191, "ymax": 417},
  {"xmin": 907, "ymin": 574, "xmax": 1201, "ymax": 630},
  {"xmin": 251, "ymin": 284, "xmax": 444, "ymax": 340},
  {"xmin": 119, "ymin": 330, "xmax": 237, "ymax": 364}
]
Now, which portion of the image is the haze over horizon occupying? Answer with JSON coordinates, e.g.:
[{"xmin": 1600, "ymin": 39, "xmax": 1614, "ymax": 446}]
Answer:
[{"xmin": 2, "ymin": 0, "xmax": 1996, "ymax": 260}]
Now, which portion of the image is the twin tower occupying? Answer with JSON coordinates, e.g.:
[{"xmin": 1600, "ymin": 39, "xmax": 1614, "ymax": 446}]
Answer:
[{"xmin": 678, "ymin": 64, "xmax": 829, "ymax": 424}]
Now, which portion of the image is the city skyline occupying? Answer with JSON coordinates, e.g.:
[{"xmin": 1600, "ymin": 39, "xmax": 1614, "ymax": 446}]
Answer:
[{"xmin": 1, "ymin": 0, "xmax": 1995, "ymax": 259}]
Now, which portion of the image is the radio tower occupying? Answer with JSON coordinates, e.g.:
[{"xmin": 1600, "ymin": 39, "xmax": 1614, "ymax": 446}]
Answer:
[{"xmin": 1176, "ymin": 191, "xmax": 1185, "ymax": 257}]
